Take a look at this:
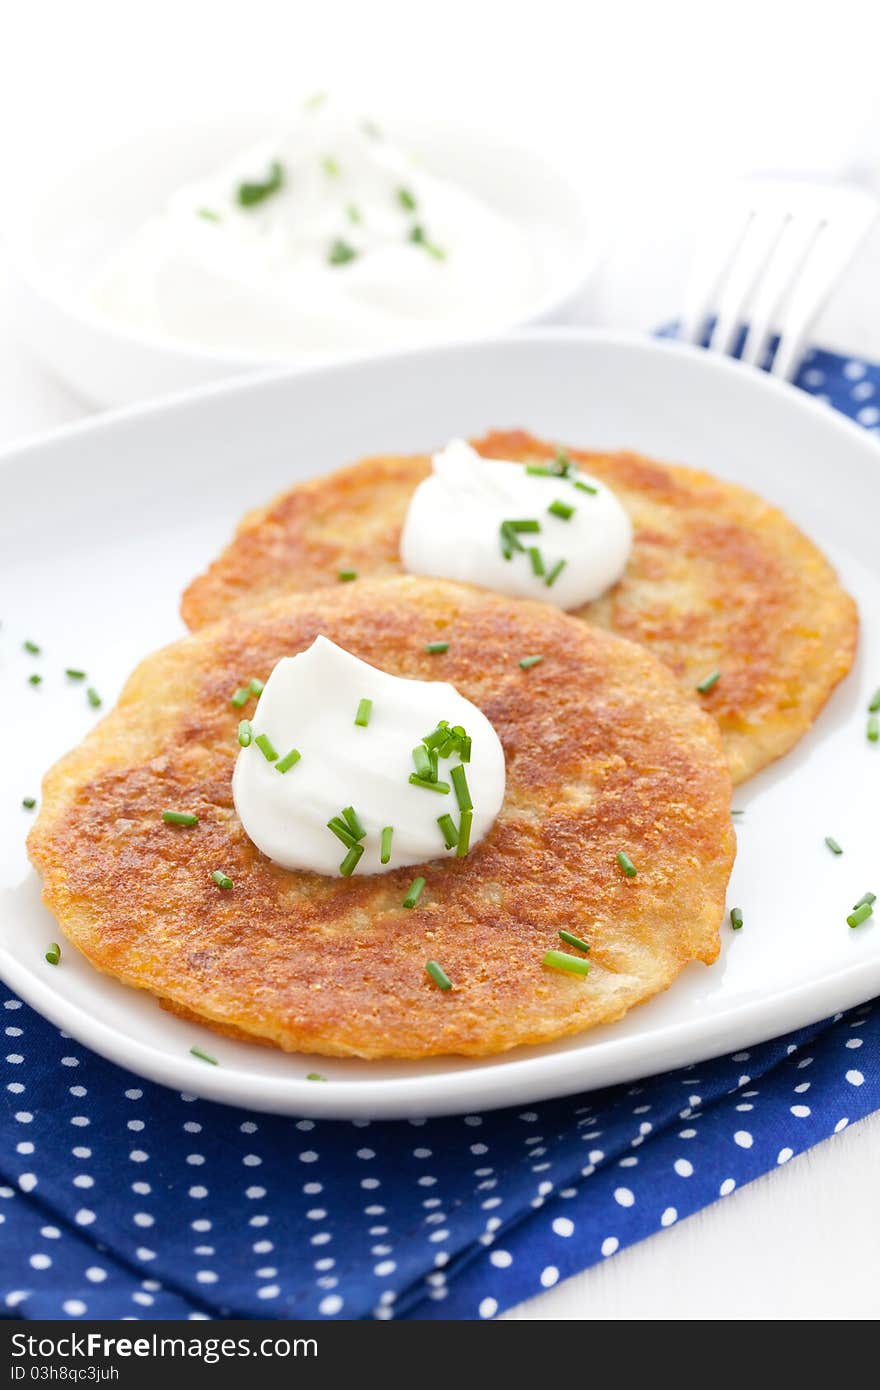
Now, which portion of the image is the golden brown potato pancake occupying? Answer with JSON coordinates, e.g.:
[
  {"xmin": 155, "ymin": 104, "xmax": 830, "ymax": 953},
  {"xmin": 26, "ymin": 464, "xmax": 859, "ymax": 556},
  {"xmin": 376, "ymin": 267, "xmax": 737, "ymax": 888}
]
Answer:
[
  {"xmin": 181, "ymin": 430, "xmax": 857, "ymax": 784},
  {"xmin": 29, "ymin": 578, "xmax": 734, "ymax": 1059}
]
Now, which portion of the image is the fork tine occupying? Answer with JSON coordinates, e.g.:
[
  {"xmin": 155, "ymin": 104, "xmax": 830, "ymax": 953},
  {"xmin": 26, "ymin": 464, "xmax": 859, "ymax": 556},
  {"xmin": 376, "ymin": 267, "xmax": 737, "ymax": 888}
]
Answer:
[
  {"xmin": 707, "ymin": 206, "xmax": 790, "ymax": 358},
  {"xmin": 740, "ymin": 215, "xmax": 824, "ymax": 369},
  {"xmin": 680, "ymin": 196, "xmax": 754, "ymax": 345}
]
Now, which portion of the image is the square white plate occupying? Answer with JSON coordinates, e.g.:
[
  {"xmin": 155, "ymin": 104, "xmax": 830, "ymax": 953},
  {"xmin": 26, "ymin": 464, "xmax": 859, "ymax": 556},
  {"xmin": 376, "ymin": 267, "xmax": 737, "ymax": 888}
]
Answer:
[{"xmin": 2, "ymin": 329, "xmax": 878, "ymax": 1118}]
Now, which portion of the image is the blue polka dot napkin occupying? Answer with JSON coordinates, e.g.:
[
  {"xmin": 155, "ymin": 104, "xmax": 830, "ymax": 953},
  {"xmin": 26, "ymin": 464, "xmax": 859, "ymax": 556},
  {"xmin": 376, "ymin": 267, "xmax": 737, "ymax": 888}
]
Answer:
[{"xmin": 2, "ymin": 343, "xmax": 879, "ymax": 1322}]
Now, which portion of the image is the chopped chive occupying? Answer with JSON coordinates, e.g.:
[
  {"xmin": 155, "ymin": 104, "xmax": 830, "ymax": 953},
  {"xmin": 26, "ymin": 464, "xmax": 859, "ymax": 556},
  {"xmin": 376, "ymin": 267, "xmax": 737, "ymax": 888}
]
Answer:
[
  {"xmin": 499, "ymin": 521, "xmax": 524, "ymax": 555},
  {"xmin": 506, "ymin": 518, "xmax": 541, "ymax": 533},
  {"xmin": 426, "ymin": 960, "xmax": 452, "ymax": 990},
  {"xmin": 162, "ymin": 810, "xmax": 199, "ymax": 827},
  {"xmin": 428, "ymin": 746, "xmax": 439, "ymax": 781},
  {"xmin": 412, "ymin": 744, "xmax": 434, "ymax": 780},
  {"xmin": 328, "ymin": 239, "xmax": 357, "ymax": 266},
  {"xmin": 322, "ymin": 154, "xmax": 341, "ymax": 177},
  {"xmin": 341, "ymin": 806, "xmax": 366, "ymax": 840},
  {"xmin": 254, "ymin": 733, "xmax": 278, "ymax": 762},
  {"xmin": 86, "ymin": 687, "xmax": 102, "ymax": 708},
  {"xmin": 528, "ymin": 546, "xmax": 545, "ymax": 576},
  {"xmin": 347, "ymin": 203, "xmax": 362, "ymax": 224},
  {"xmin": 869, "ymin": 688, "xmax": 880, "ymax": 713},
  {"xmin": 437, "ymin": 813, "xmax": 459, "ymax": 849},
  {"xmin": 45, "ymin": 943, "xmax": 61, "ymax": 966},
  {"xmin": 338, "ymin": 568, "xmax": 358, "ymax": 582},
  {"xmin": 425, "ymin": 641, "xmax": 449, "ymax": 654},
  {"xmin": 543, "ymin": 949, "xmax": 590, "ymax": 977},
  {"xmin": 28, "ymin": 673, "xmax": 42, "ymax": 686},
  {"xmin": 825, "ymin": 836, "xmax": 843, "ymax": 856},
  {"xmin": 450, "ymin": 764, "xmax": 472, "ymax": 813},
  {"xmin": 519, "ymin": 654, "xmax": 543, "ymax": 670},
  {"xmin": 238, "ymin": 719, "xmax": 253, "ymax": 747},
  {"xmin": 548, "ymin": 499, "xmax": 575, "ymax": 521},
  {"xmin": 23, "ymin": 640, "xmax": 40, "ymax": 655},
  {"xmin": 868, "ymin": 714, "xmax": 879, "ymax": 743},
  {"xmin": 65, "ymin": 668, "xmax": 86, "ymax": 680},
  {"xmin": 696, "ymin": 670, "xmax": 721, "ymax": 694},
  {"xmin": 853, "ymin": 891, "xmax": 876, "ymax": 910},
  {"xmin": 545, "ymin": 558, "xmax": 567, "ymax": 588},
  {"xmin": 616, "ymin": 850, "xmax": 637, "ymax": 877},
  {"xmin": 559, "ymin": 930, "xmax": 590, "ymax": 953},
  {"xmin": 355, "ymin": 698, "xmax": 373, "ymax": 728},
  {"xmin": 403, "ymin": 876, "xmax": 426, "ymax": 909},
  {"xmin": 339, "ymin": 843, "xmax": 364, "ymax": 877},
  {"xmin": 847, "ymin": 902, "xmax": 873, "ymax": 929},
  {"xmin": 307, "ymin": 1072, "xmax": 327, "ymax": 1081},
  {"xmin": 237, "ymin": 159, "xmax": 284, "ymax": 207},
  {"xmin": 397, "ymin": 186, "xmax": 417, "ymax": 211},
  {"xmin": 190, "ymin": 1045, "xmax": 218, "ymax": 1065},
  {"xmin": 212, "ymin": 870, "xmax": 233, "ymax": 889},
  {"xmin": 458, "ymin": 735, "xmax": 471, "ymax": 764},
  {"xmin": 526, "ymin": 465, "xmax": 556, "ymax": 476},
  {"xmin": 198, "ymin": 207, "xmax": 220, "ymax": 222},
  {"xmin": 327, "ymin": 817, "xmax": 358, "ymax": 849},
  {"xmin": 248, "ymin": 678, "xmax": 264, "ymax": 695},
  {"xmin": 573, "ymin": 479, "xmax": 599, "ymax": 495},
  {"xmin": 729, "ymin": 906, "xmax": 743, "ymax": 931},
  {"xmin": 380, "ymin": 825, "xmax": 394, "ymax": 864},
  {"xmin": 275, "ymin": 746, "xmax": 302, "ymax": 773},
  {"xmin": 409, "ymin": 224, "xmax": 446, "ymax": 259},
  {"xmin": 409, "ymin": 774, "xmax": 450, "ymax": 793},
  {"xmin": 456, "ymin": 808, "xmax": 473, "ymax": 857},
  {"xmin": 231, "ymin": 687, "xmax": 250, "ymax": 708},
  {"xmin": 731, "ymin": 809, "xmax": 745, "ymax": 817},
  {"xmin": 554, "ymin": 449, "xmax": 571, "ymax": 474},
  {"xmin": 22, "ymin": 797, "xmax": 36, "ymax": 810}
]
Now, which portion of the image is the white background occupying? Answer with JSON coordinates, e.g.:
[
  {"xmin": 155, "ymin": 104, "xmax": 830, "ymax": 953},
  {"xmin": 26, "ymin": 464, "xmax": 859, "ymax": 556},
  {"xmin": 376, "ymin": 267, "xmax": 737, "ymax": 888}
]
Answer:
[{"xmin": 1, "ymin": 0, "xmax": 879, "ymax": 1320}]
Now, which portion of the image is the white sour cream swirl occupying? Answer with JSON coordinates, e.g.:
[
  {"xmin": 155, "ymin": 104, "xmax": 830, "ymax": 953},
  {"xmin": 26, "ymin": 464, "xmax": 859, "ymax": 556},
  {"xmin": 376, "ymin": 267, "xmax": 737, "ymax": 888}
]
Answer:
[
  {"xmin": 233, "ymin": 636, "xmax": 505, "ymax": 876},
  {"xmin": 400, "ymin": 439, "xmax": 633, "ymax": 610}
]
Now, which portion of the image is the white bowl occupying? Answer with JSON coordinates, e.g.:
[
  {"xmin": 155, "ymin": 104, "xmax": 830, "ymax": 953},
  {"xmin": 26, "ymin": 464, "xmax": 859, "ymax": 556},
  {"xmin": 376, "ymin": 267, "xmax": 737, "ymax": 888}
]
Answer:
[{"xmin": 5, "ymin": 114, "xmax": 599, "ymax": 407}]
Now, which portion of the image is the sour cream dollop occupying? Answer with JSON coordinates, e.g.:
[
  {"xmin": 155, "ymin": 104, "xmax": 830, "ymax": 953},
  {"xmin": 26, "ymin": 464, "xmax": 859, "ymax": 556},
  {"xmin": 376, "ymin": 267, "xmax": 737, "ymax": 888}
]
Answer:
[
  {"xmin": 91, "ymin": 100, "xmax": 542, "ymax": 359},
  {"xmin": 233, "ymin": 636, "xmax": 505, "ymax": 876},
  {"xmin": 400, "ymin": 439, "xmax": 633, "ymax": 609}
]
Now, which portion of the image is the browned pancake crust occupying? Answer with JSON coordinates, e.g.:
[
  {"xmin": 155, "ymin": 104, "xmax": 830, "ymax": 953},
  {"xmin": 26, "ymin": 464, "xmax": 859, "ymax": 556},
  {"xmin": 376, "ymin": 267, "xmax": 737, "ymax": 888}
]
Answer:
[
  {"xmin": 181, "ymin": 430, "xmax": 857, "ymax": 784},
  {"xmin": 29, "ymin": 578, "xmax": 734, "ymax": 1059}
]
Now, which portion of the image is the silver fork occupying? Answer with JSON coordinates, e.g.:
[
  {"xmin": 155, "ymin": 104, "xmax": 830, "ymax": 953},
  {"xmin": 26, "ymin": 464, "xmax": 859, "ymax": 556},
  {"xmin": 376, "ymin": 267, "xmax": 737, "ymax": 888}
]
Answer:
[{"xmin": 680, "ymin": 177, "xmax": 878, "ymax": 381}]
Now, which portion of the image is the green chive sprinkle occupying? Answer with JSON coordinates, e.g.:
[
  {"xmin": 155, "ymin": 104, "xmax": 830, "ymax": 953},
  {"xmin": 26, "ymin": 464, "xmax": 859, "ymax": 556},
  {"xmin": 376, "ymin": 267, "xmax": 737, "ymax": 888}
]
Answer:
[
  {"xmin": 238, "ymin": 719, "xmax": 253, "ymax": 747},
  {"xmin": 328, "ymin": 239, "xmax": 357, "ymax": 266},
  {"xmin": 548, "ymin": 499, "xmax": 575, "ymax": 521},
  {"xmin": 437, "ymin": 813, "xmax": 459, "ymax": 849},
  {"xmin": 342, "ymin": 806, "xmax": 366, "ymax": 840},
  {"xmin": 458, "ymin": 735, "xmax": 471, "ymax": 764},
  {"xmin": 322, "ymin": 154, "xmax": 341, "ymax": 177},
  {"xmin": 450, "ymin": 763, "xmax": 472, "ymax": 813},
  {"xmin": 339, "ymin": 843, "xmax": 364, "ymax": 877},
  {"xmin": 573, "ymin": 479, "xmax": 599, "ymax": 495},
  {"xmin": 525, "ymin": 465, "xmax": 557, "ymax": 477},
  {"xmin": 307, "ymin": 1072, "xmax": 327, "ymax": 1081},
  {"xmin": 456, "ymin": 808, "xmax": 473, "ymax": 857},
  {"xmin": 853, "ymin": 891, "xmax": 876, "ymax": 910},
  {"xmin": 162, "ymin": 810, "xmax": 199, "ymax": 827},
  {"xmin": 347, "ymin": 204, "xmax": 362, "ymax": 225},
  {"xmin": 22, "ymin": 797, "xmax": 36, "ymax": 810},
  {"xmin": 86, "ymin": 687, "xmax": 102, "ymax": 708},
  {"xmin": 543, "ymin": 949, "xmax": 590, "ymax": 977},
  {"xmin": 825, "ymin": 836, "xmax": 843, "ymax": 856},
  {"xmin": 237, "ymin": 159, "xmax": 284, "ymax": 207},
  {"xmin": 65, "ymin": 668, "xmax": 86, "ymax": 680},
  {"xmin": 868, "ymin": 714, "xmax": 879, "ymax": 743},
  {"xmin": 28, "ymin": 673, "xmax": 42, "ymax": 686},
  {"xmin": 198, "ymin": 207, "xmax": 220, "ymax": 222},
  {"xmin": 380, "ymin": 825, "xmax": 394, "ymax": 864},
  {"xmin": 45, "ymin": 943, "xmax": 61, "ymax": 966},
  {"xmin": 869, "ymin": 688, "xmax": 880, "ymax": 713},
  {"xmin": 425, "ymin": 641, "xmax": 449, "ymax": 654},
  {"xmin": 519, "ymin": 654, "xmax": 543, "ymax": 670},
  {"xmin": 559, "ymin": 930, "xmax": 590, "ymax": 953},
  {"xmin": 616, "ymin": 850, "xmax": 637, "ymax": 877},
  {"xmin": 397, "ymin": 186, "xmax": 417, "ymax": 211},
  {"xmin": 23, "ymin": 640, "xmax": 40, "ymax": 655},
  {"xmin": 730, "ymin": 906, "xmax": 743, "ymax": 931},
  {"xmin": 696, "ymin": 670, "xmax": 721, "ymax": 694},
  {"xmin": 327, "ymin": 817, "xmax": 358, "ymax": 849},
  {"xmin": 545, "ymin": 558, "xmax": 567, "ymax": 588},
  {"xmin": 426, "ymin": 960, "xmax": 452, "ymax": 991},
  {"xmin": 254, "ymin": 733, "xmax": 278, "ymax": 762},
  {"xmin": 275, "ymin": 746, "xmax": 302, "ymax": 773},
  {"xmin": 409, "ymin": 224, "xmax": 446, "ymax": 259},
  {"xmin": 190, "ymin": 1045, "xmax": 218, "ymax": 1065},
  {"xmin": 338, "ymin": 568, "xmax": 358, "ymax": 582},
  {"xmin": 403, "ymin": 876, "xmax": 426, "ymax": 909},
  {"xmin": 554, "ymin": 449, "xmax": 572, "ymax": 474},
  {"xmin": 355, "ymin": 697, "xmax": 373, "ymax": 728},
  {"xmin": 731, "ymin": 809, "xmax": 745, "ymax": 817},
  {"xmin": 422, "ymin": 721, "xmax": 450, "ymax": 750},
  {"xmin": 412, "ymin": 744, "xmax": 434, "ymax": 780},
  {"xmin": 212, "ymin": 870, "xmax": 233, "ymax": 889},
  {"xmin": 231, "ymin": 686, "xmax": 250, "ymax": 708},
  {"xmin": 507, "ymin": 519, "xmax": 541, "ymax": 533},
  {"xmin": 248, "ymin": 678, "xmax": 264, "ymax": 695},
  {"xmin": 409, "ymin": 774, "xmax": 450, "ymax": 793},
  {"xmin": 528, "ymin": 546, "xmax": 545, "ymax": 576},
  {"xmin": 847, "ymin": 902, "xmax": 873, "ymax": 929}
]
